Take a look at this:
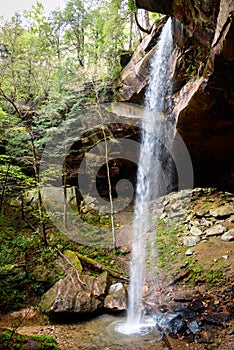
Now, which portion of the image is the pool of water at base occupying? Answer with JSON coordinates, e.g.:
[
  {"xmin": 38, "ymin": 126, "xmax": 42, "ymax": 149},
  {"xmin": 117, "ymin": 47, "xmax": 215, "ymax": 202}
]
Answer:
[{"xmin": 49, "ymin": 315, "xmax": 167, "ymax": 350}]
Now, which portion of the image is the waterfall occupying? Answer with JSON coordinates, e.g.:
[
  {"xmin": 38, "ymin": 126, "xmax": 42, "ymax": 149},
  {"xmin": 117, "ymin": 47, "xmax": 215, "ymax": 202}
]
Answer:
[{"xmin": 120, "ymin": 17, "xmax": 175, "ymax": 334}]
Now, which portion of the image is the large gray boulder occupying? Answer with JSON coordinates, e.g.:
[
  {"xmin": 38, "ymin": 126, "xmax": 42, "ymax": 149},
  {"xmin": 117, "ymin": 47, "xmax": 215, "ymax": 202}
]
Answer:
[
  {"xmin": 40, "ymin": 267, "xmax": 127, "ymax": 318},
  {"xmin": 40, "ymin": 269, "xmax": 111, "ymax": 316}
]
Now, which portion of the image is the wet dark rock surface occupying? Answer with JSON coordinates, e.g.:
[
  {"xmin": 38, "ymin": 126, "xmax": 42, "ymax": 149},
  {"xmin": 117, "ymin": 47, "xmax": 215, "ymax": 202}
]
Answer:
[{"xmin": 151, "ymin": 282, "xmax": 234, "ymax": 347}]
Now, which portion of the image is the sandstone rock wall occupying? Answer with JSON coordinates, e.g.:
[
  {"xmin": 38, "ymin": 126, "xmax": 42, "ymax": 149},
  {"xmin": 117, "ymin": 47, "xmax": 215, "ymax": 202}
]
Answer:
[{"xmin": 116, "ymin": 0, "xmax": 234, "ymax": 191}]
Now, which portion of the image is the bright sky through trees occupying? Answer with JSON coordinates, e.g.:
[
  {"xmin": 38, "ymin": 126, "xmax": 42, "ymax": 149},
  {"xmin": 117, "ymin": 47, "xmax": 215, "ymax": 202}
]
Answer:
[{"xmin": 0, "ymin": 0, "xmax": 66, "ymax": 19}]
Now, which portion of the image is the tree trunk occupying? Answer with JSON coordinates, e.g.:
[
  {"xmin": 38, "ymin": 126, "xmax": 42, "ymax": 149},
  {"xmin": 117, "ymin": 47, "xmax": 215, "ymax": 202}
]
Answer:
[
  {"xmin": 63, "ymin": 172, "xmax": 68, "ymax": 229},
  {"xmin": 144, "ymin": 10, "xmax": 150, "ymax": 31},
  {"xmin": 75, "ymin": 251, "xmax": 129, "ymax": 281},
  {"xmin": 91, "ymin": 78, "xmax": 117, "ymax": 250},
  {"xmin": 134, "ymin": 11, "xmax": 151, "ymax": 35},
  {"xmin": 129, "ymin": 12, "xmax": 134, "ymax": 51},
  {"xmin": 102, "ymin": 126, "xmax": 117, "ymax": 250},
  {"xmin": 0, "ymin": 161, "xmax": 11, "ymax": 214},
  {"xmin": 29, "ymin": 130, "xmax": 47, "ymax": 247}
]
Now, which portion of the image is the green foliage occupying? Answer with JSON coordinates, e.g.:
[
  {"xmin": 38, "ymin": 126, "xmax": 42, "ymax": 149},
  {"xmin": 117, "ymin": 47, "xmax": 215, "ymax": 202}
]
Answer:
[
  {"xmin": 150, "ymin": 12, "xmax": 164, "ymax": 23},
  {"xmin": 185, "ymin": 63, "xmax": 197, "ymax": 78},
  {"xmin": 184, "ymin": 44, "xmax": 207, "ymax": 78},
  {"xmin": 0, "ymin": 330, "xmax": 60, "ymax": 350},
  {"xmin": 183, "ymin": 260, "xmax": 225, "ymax": 286},
  {"xmin": 0, "ymin": 16, "xmax": 55, "ymax": 111},
  {"xmin": 155, "ymin": 220, "xmax": 226, "ymax": 286},
  {"xmin": 155, "ymin": 220, "xmax": 187, "ymax": 271},
  {"xmin": 0, "ymin": 1, "xmax": 137, "ymax": 312},
  {"xmin": 0, "ymin": 214, "xmax": 63, "ymax": 313},
  {"xmin": 128, "ymin": 0, "xmax": 137, "ymax": 12}
]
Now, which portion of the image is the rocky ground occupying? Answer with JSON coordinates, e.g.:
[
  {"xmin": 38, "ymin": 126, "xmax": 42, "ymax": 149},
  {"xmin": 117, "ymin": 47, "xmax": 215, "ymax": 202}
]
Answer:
[
  {"xmin": 116, "ymin": 188, "xmax": 234, "ymax": 349},
  {"xmin": 151, "ymin": 188, "xmax": 234, "ymax": 349}
]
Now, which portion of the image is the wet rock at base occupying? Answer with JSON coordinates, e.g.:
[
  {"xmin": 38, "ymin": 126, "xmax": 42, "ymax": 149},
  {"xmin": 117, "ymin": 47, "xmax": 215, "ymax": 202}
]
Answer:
[
  {"xmin": 166, "ymin": 314, "xmax": 185, "ymax": 334},
  {"xmin": 202, "ymin": 313, "xmax": 232, "ymax": 326},
  {"xmin": 187, "ymin": 320, "xmax": 201, "ymax": 334}
]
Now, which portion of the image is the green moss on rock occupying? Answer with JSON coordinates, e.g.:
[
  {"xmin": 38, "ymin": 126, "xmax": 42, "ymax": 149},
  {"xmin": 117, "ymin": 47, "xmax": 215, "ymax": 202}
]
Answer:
[{"xmin": 64, "ymin": 250, "xmax": 83, "ymax": 272}]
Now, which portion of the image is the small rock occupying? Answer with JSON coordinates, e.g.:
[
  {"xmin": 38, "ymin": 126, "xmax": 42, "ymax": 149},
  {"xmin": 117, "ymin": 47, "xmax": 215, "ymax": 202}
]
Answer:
[
  {"xmin": 170, "ymin": 211, "xmax": 186, "ymax": 220},
  {"xmin": 104, "ymin": 284, "xmax": 127, "ymax": 311},
  {"xmin": 160, "ymin": 213, "xmax": 167, "ymax": 220},
  {"xmin": 196, "ymin": 208, "xmax": 209, "ymax": 217},
  {"xmin": 216, "ymin": 219, "xmax": 225, "ymax": 224},
  {"xmin": 188, "ymin": 320, "xmax": 200, "ymax": 334},
  {"xmin": 190, "ymin": 226, "xmax": 203, "ymax": 236},
  {"xmin": 205, "ymin": 224, "xmax": 226, "ymax": 236},
  {"xmin": 158, "ymin": 305, "xmax": 169, "ymax": 313},
  {"xmin": 202, "ymin": 313, "xmax": 231, "ymax": 326},
  {"xmin": 189, "ymin": 299, "xmax": 205, "ymax": 312},
  {"xmin": 166, "ymin": 314, "xmax": 185, "ymax": 334},
  {"xmin": 221, "ymin": 229, "xmax": 234, "ymax": 241},
  {"xmin": 186, "ymin": 249, "xmax": 193, "ymax": 256},
  {"xmin": 210, "ymin": 205, "xmax": 234, "ymax": 217},
  {"xmin": 171, "ymin": 203, "xmax": 182, "ymax": 211},
  {"xmin": 190, "ymin": 220, "xmax": 200, "ymax": 226},
  {"xmin": 200, "ymin": 218, "xmax": 212, "ymax": 227},
  {"xmin": 180, "ymin": 261, "xmax": 189, "ymax": 268},
  {"xmin": 81, "ymin": 206, "xmax": 92, "ymax": 214},
  {"xmin": 108, "ymin": 283, "xmax": 124, "ymax": 294},
  {"xmin": 85, "ymin": 211, "xmax": 99, "ymax": 221},
  {"xmin": 222, "ymin": 255, "xmax": 228, "ymax": 260},
  {"xmin": 183, "ymin": 236, "xmax": 200, "ymax": 247}
]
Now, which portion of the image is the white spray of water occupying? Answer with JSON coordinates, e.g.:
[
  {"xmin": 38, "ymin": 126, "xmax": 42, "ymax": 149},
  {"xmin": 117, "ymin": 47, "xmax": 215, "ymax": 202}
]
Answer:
[{"xmin": 124, "ymin": 17, "xmax": 175, "ymax": 334}]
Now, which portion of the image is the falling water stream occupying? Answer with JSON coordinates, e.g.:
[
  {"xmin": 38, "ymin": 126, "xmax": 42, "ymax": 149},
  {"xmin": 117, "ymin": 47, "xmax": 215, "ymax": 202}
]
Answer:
[{"xmin": 117, "ymin": 17, "xmax": 176, "ymax": 336}]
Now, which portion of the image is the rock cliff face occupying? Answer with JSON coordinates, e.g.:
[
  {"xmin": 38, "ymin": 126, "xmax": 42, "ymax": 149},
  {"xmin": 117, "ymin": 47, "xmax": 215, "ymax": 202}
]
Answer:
[{"xmin": 116, "ymin": 0, "xmax": 234, "ymax": 191}]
